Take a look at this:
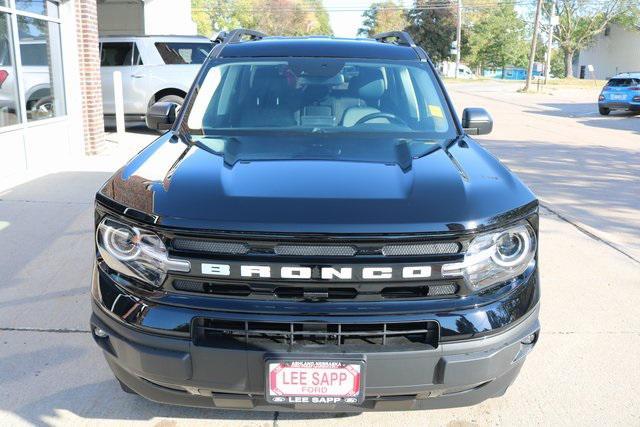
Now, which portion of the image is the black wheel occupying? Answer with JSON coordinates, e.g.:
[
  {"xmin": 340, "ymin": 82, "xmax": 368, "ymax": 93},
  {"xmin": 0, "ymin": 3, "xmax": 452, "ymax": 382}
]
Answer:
[
  {"xmin": 599, "ymin": 107, "xmax": 610, "ymax": 116},
  {"xmin": 156, "ymin": 94, "xmax": 184, "ymax": 107},
  {"xmin": 117, "ymin": 379, "xmax": 138, "ymax": 395},
  {"xmin": 28, "ymin": 95, "xmax": 54, "ymax": 120}
]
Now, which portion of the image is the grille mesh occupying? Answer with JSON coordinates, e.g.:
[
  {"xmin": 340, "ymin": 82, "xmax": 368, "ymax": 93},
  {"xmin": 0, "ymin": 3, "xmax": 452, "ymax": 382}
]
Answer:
[
  {"xmin": 194, "ymin": 318, "xmax": 439, "ymax": 348},
  {"xmin": 427, "ymin": 283, "xmax": 458, "ymax": 296},
  {"xmin": 171, "ymin": 238, "xmax": 460, "ymax": 257},
  {"xmin": 174, "ymin": 279, "xmax": 458, "ymax": 300},
  {"xmin": 382, "ymin": 242, "xmax": 460, "ymax": 256},
  {"xmin": 172, "ymin": 239, "xmax": 250, "ymax": 255},
  {"xmin": 173, "ymin": 279, "xmax": 251, "ymax": 296},
  {"xmin": 274, "ymin": 245, "xmax": 357, "ymax": 257},
  {"xmin": 173, "ymin": 279, "xmax": 204, "ymax": 292},
  {"xmin": 381, "ymin": 282, "xmax": 457, "ymax": 298}
]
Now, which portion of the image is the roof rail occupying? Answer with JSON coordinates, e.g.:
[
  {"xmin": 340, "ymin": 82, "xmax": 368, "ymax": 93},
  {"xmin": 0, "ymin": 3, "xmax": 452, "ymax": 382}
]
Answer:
[
  {"xmin": 372, "ymin": 31, "xmax": 416, "ymax": 47},
  {"xmin": 373, "ymin": 31, "xmax": 431, "ymax": 62},
  {"xmin": 209, "ymin": 28, "xmax": 267, "ymax": 59},
  {"xmin": 214, "ymin": 28, "xmax": 266, "ymax": 45}
]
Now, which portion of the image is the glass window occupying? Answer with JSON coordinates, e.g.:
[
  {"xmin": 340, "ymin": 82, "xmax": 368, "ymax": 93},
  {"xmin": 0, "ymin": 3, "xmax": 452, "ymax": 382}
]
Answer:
[
  {"xmin": 606, "ymin": 78, "xmax": 638, "ymax": 87},
  {"xmin": 184, "ymin": 59, "xmax": 456, "ymax": 164},
  {"xmin": 20, "ymin": 41, "xmax": 48, "ymax": 66},
  {"xmin": 133, "ymin": 43, "xmax": 143, "ymax": 65},
  {"xmin": 100, "ymin": 42, "xmax": 134, "ymax": 66},
  {"xmin": 187, "ymin": 59, "xmax": 454, "ymax": 135},
  {"xmin": 17, "ymin": 15, "xmax": 66, "ymax": 121},
  {"xmin": 155, "ymin": 42, "xmax": 213, "ymax": 65},
  {"xmin": 0, "ymin": 12, "xmax": 20, "ymax": 127},
  {"xmin": 15, "ymin": 0, "xmax": 59, "ymax": 18}
]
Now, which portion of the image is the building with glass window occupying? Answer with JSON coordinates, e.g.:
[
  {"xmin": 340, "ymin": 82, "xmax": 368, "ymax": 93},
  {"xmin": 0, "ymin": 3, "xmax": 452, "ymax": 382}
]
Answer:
[
  {"xmin": 0, "ymin": 0, "xmax": 89, "ymax": 181},
  {"xmin": 0, "ymin": 0, "xmax": 196, "ymax": 183}
]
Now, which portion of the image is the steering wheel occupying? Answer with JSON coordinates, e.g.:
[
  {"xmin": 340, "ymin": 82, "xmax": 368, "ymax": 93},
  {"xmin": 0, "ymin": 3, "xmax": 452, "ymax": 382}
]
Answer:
[{"xmin": 354, "ymin": 112, "xmax": 407, "ymax": 126}]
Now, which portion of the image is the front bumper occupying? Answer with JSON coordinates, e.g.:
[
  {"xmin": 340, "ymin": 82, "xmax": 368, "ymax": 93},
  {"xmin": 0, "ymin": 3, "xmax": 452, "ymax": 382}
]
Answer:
[{"xmin": 90, "ymin": 264, "xmax": 540, "ymax": 411}]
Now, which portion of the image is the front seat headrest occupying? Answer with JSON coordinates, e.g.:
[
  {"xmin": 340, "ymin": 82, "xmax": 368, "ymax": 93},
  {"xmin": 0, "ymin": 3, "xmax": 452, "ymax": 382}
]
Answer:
[
  {"xmin": 251, "ymin": 67, "xmax": 289, "ymax": 106},
  {"xmin": 349, "ymin": 68, "xmax": 385, "ymax": 103}
]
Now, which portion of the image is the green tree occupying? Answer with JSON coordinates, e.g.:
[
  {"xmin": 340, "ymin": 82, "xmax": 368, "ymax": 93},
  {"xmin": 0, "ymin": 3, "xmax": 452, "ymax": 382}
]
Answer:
[
  {"xmin": 358, "ymin": 1, "xmax": 408, "ymax": 37},
  {"xmin": 192, "ymin": 0, "xmax": 332, "ymax": 37},
  {"xmin": 552, "ymin": 0, "xmax": 640, "ymax": 77},
  {"xmin": 192, "ymin": 0, "xmax": 254, "ymax": 37},
  {"xmin": 406, "ymin": 2, "xmax": 459, "ymax": 63},
  {"xmin": 408, "ymin": 0, "xmax": 504, "ymax": 65},
  {"xmin": 550, "ymin": 48, "xmax": 566, "ymax": 78},
  {"xmin": 467, "ymin": 2, "xmax": 528, "ymax": 74},
  {"xmin": 255, "ymin": 0, "xmax": 332, "ymax": 36}
]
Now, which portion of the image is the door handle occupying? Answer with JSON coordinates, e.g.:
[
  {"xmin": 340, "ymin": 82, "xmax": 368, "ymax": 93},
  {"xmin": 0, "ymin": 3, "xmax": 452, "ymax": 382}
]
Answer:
[{"xmin": 131, "ymin": 74, "xmax": 144, "ymax": 78}]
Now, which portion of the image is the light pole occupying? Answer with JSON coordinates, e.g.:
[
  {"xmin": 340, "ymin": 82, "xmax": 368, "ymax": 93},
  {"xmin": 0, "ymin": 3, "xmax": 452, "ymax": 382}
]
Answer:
[
  {"xmin": 544, "ymin": 0, "xmax": 558, "ymax": 84},
  {"xmin": 524, "ymin": 0, "xmax": 543, "ymax": 91},
  {"xmin": 455, "ymin": 0, "xmax": 462, "ymax": 79}
]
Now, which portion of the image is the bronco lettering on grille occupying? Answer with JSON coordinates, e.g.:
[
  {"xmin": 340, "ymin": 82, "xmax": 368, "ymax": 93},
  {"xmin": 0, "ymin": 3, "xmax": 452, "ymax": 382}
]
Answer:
[{"xmin": 200, "ymin": 263, "xmax": 432, "ymax": 280}]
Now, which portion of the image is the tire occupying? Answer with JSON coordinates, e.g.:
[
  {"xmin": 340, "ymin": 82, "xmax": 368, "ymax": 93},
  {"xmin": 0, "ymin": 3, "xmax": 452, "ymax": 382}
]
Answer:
[
  {"xmin": 156, "ymin": 94, "xmax": 184, "ymax": 107},
  {"xmin": 599, "ymin": 107, "xmax": 610, "ymax": 116},
  {"xmin": 117, "ymin": 379, "xmax": 138, "ymax": 395}
]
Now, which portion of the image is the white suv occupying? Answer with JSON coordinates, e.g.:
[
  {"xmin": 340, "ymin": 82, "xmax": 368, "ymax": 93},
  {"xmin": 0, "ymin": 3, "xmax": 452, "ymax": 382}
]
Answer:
[
  {"xmin": 0, "ymin": 38, "xmax": 57, "ymax": 125},
  {"xmin": 99, "ymin": 35, "xmax": 213, "ymax": 127}
]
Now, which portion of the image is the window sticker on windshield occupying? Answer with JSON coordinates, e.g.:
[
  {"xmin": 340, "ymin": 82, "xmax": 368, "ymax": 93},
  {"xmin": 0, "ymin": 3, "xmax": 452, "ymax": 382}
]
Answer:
[{"xmin": 428, "ymin": 105, "xmax": 444, "ymax": 118}]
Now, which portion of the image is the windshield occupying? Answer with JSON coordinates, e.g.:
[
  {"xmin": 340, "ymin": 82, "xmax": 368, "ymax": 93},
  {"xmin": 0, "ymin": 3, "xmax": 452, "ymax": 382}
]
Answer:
[
  {"xmin": 186, "ymin": 58, "xmax": 455, "ymax": 136},
  {"xmin": 182, "ymin": 58, "xmax": 457, "ymax": 166}
]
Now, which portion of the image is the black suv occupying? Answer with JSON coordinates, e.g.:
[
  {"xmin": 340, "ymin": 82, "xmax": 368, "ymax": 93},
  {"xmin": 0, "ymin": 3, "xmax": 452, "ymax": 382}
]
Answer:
[{"xmin": 91, "ymin": 30, "xmax": 540, "ymax": 412}]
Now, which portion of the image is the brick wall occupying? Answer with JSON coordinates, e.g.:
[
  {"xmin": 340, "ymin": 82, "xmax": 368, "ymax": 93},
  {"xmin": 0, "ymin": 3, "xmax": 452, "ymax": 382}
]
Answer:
[{"xmin": 75, "ymin": 0, "xmax": 105, "ymax": 155}]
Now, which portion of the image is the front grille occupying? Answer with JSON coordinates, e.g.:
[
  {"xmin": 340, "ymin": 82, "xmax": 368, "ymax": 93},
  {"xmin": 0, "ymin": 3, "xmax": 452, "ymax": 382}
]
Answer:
[
  {"xmin": 171, "ymin": 237, "xmax": 462, "ymax": 257},
  {"xmin": 173, "ymin": 279, "xmax": 251, "ymax": 296},
  {"xmin": 172, "ymin": 279, "xmax": 459, "ymax": 300},
  {"xmin": 381, "ymin": 283, "xmax": 458, "ymax": 298},
  {"xmin": 168, "ymin": 234, "xmax": 466, "ymax": 300},
  {"xmin": 273, "ymin": 286, "xmax": 358, "ymax": 300},
  {"xmin": 193, "ymin": 318, "xmax": 439, "ymax": 350},
  {"xmin": 382, "ymin": 242, "xmax": 460, "ymax": 256},
  {"xmin": 274, "ymin": 244, "xmax": 357, "ymax": 257},
  {"xmin": 172, "ymin": 239, "xmax": 250, "ymax": 255}
]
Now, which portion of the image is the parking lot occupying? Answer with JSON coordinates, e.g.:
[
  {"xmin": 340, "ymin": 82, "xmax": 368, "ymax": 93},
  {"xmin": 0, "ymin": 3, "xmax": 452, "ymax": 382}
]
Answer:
[{"xmin": 1, "ymin": 81, "xmax": 639, "ymax": 426}]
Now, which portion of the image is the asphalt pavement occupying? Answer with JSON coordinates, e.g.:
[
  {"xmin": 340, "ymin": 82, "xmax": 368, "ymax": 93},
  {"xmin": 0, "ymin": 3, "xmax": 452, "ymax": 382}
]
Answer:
[
  {"xmin": 448, "ymin": 81, "xmax": 640, "ymax": 262},
  {"xmin": 1, "ymin": 82, "xmax": 639, "ymax": 426}
]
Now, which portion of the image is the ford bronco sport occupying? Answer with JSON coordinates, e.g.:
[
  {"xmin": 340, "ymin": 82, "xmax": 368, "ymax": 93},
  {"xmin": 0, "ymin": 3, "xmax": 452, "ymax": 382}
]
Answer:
[{"xmin": 90, "ymin": 30, "xmax": 540, "ymax": 412}]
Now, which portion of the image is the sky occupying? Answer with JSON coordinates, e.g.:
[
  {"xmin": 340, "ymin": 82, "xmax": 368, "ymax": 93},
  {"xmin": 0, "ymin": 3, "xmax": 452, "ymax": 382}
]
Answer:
[{"xmin": 323, "ymin": 0, "xmax": 413, "ymax": 38}]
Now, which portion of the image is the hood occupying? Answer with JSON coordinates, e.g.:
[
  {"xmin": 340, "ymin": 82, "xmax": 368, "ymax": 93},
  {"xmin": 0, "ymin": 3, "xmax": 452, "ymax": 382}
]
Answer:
[{"xmin": 99, "ymin": 133, "xmax": 537, "ymax": 234}]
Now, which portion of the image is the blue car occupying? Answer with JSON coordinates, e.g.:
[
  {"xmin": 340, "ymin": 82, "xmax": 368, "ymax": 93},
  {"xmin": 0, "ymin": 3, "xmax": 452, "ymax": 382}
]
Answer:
[{"xmin": 598, "ymin": 72, "xmax": 640, "ymax": 115}]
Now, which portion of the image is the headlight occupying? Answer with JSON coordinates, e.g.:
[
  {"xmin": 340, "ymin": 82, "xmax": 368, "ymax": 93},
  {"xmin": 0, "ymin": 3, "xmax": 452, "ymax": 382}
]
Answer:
[
  {"xmin": 442, "ymin": 222, "xmax": 536, "ymax": 292},
  {"xmin": 96, "ymin": 217, "xmax": 190, "ymax": 288}
]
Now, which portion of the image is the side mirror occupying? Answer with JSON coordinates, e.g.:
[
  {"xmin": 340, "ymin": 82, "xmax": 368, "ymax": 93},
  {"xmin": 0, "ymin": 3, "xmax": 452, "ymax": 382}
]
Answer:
[
  {"xmin": 146, "ymin": 101, "xmax": 179, "ymax": 132},
  {"xmin": 462, "ymin": 107, "xmax": 493, "ymax": 135}
]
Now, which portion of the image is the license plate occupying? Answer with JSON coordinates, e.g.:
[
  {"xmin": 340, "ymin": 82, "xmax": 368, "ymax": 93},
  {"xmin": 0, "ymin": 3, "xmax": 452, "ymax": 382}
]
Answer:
[
  {"xmin": 266, "ymin": 360, "xmax": 364, "ymax": 405},
  {"xmin": 611, "ymin": 94, "xmax": 626, "ymax": 100}
]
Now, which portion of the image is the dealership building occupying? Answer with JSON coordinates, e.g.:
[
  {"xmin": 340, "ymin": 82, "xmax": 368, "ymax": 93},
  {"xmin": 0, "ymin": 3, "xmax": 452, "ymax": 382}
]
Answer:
[{"xmin": 0, "ymin": 0, "xmax": 196, "ymax": 183}]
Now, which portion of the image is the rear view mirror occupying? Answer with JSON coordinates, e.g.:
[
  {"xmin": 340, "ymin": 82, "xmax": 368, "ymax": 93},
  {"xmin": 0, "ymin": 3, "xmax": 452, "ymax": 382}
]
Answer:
[
  {"xmin": 462, "ymin": 107, "xmax": 493, "ymax": 135},
  {"xmin": 146, "ymin": 102, "xmax": 178, "ymax": 132}
]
